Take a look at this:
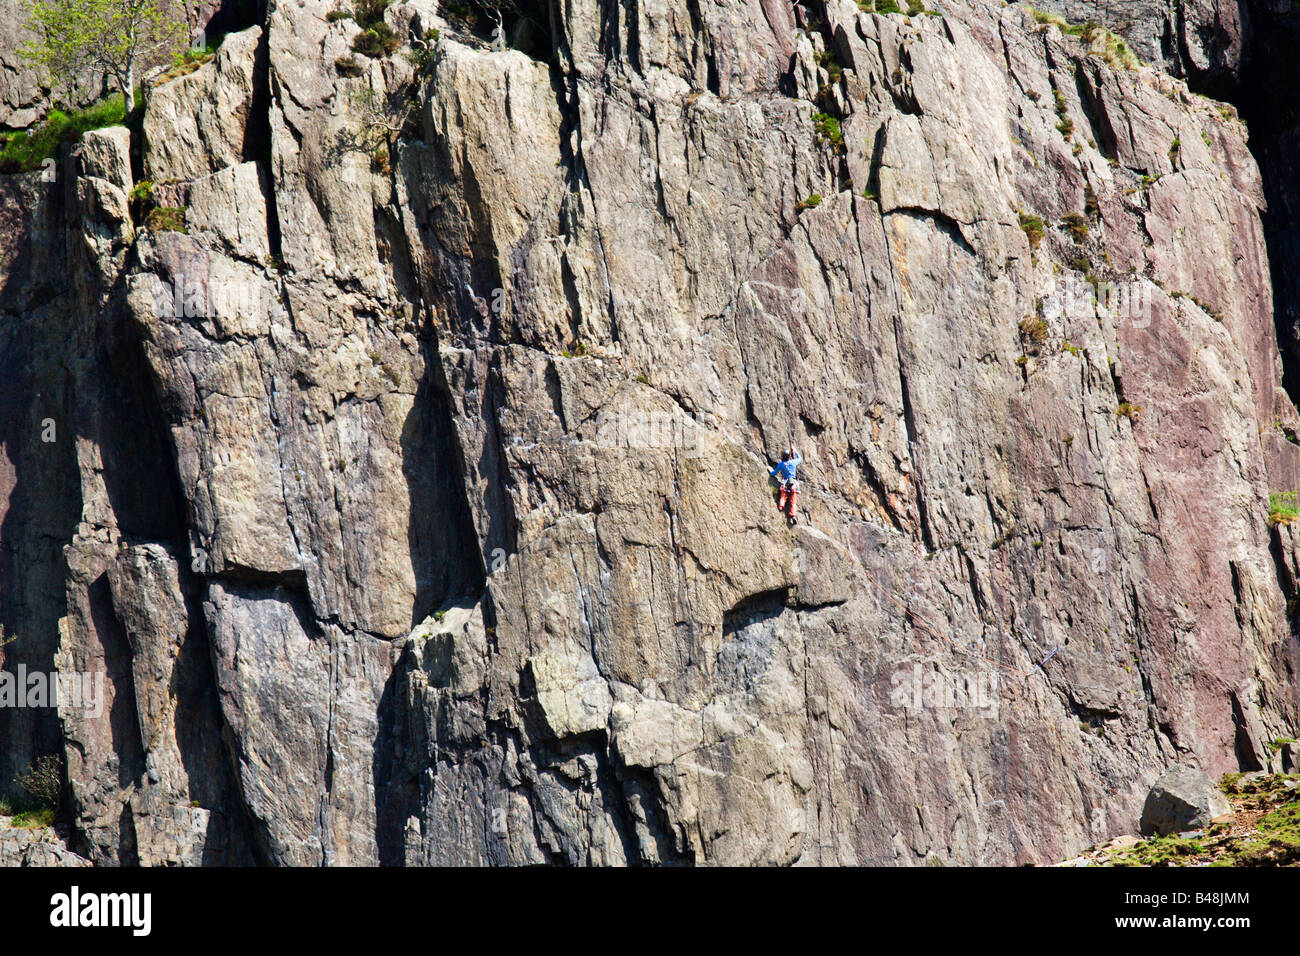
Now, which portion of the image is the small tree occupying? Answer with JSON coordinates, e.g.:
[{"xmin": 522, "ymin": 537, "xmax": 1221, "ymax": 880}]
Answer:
[
  {"xmin": 21, "ymin": 0, "xmax": 189, "ymax": 110},
  {"xmin": 14, "ymin": 754, "xmax": 62, "ymax": 810}
]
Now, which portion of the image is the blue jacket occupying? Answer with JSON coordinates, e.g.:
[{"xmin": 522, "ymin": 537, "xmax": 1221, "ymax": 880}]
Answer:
[{"xmin": 770, "ymin": 454, "xmax": 801, "ymax": 482}]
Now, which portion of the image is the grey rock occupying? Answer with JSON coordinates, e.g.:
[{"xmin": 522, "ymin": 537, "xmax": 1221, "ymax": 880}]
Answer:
[
  {"xmin": 1140, "ymin": 767, "xmax": 1234, "ymax": 836},
  {"xmin": 0, "ymin": 820, "xmax": 91, "ymax": 866},
  {"xmin": 142, "ymin": 27, "xmax": 262, "ymax": 182}
]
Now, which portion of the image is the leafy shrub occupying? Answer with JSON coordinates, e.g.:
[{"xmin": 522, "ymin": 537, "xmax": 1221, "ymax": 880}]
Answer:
[
  {"xmin": 1019, "ymin": 317, "xmax": 1048, "ymax": 348},
  {"xmin": 1084, "ymin": 184, "xmax": 1099, "ymax": 220},
  {"xmin": 1061, "ymin": 212, "xmax": 1089, "ymax": 242},
  {"xmin": 814, "ymin": 48, "xmax": 843, "ymax": 84},
  {"xmin": 406, "ymin": 36, "xmax": 439, "ymax": 77},
  {"xmin": 14, "ymin": 755, "xmax": 61, "ymax": 810},
  {"xmin": 352, "ymin": 22, "xmax": 400, "ymax": 57},
  {"xmin": 335, "ymin": 54, "xmax": 365, "ymax": 77},
  {"xmin": 796, "ymin": 192, "xmax": 823, "ymax": 211},
  {"xmin": 127, "ymin": 179, "xmax": 155, "ymax": 223},
  {"xmin": 444, "ymin": 1, "xmax": 477, "ymax": 28},
  {"xmin": 354, "ymin": 0, "xmax": 391, "ymax": 27},
  {"xmin": 1018, "ymin": 212, "xmax": 1045, "ymax": 248},
  {"xmin": 326, "ymin": 8, "xmax": 353, "ymax": 21},
  {"xmin": 812, "ymin": 112, "xmax": 844, "ymax": 151}
]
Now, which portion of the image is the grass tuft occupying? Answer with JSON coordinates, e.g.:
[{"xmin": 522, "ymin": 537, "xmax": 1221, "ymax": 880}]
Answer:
[{"xmin": 0, "ymin": 93, "xmax": 139, "ymax": 174}]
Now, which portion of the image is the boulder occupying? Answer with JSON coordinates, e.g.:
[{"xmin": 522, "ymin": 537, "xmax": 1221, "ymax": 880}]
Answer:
[{"xmin": 1140, "ymin": 767, "xmax": 1234, "ymax": 836}]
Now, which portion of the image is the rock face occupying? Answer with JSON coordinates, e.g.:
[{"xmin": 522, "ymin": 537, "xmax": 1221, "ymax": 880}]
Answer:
[
  {"xmin": 1139, "ymin": 765, "xmax": 1233, "ymax": 835},
  {"xmin": 1, "ymin": 0, "xmax": 1299, "ymax": 866},
  {"xmin": 1031, "ymin": 1, "xmax": 1249, "ymax": 89}
]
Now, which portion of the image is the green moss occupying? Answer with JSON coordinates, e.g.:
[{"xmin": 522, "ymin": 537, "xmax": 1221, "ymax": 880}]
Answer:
[
  {"xmin": 126, "ymin": 180, "xmax": 155, "ymax": 223},
  {"xmin": 796, "ymin": 192, "xmax": 823, "ymax": 211},
  {"xmin": 146, "ymin": 206, "xmax": 188, "ymax": 234},
  {"xmin": 1116, "ymin": 402, "xmax": 1142, "ymax": 421}
]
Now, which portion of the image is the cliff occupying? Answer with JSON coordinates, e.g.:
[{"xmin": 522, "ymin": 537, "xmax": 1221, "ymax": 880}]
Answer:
[{"xmin": 0, "ymin": 0, "xmax": 1298, "ymax": 865}]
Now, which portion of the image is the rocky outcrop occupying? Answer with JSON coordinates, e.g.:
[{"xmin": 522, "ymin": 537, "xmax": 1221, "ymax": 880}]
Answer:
[
  {"xmin": 1031, "ymin": 0, "xmax": 1248, "ymax": 89},
  {"xmin": 0, "ymin": 818, "xmax": 90, "ymax": 866},
  {"xmin": 0, "ymin": 0, "xmax": 1298, "ymax": 866}
]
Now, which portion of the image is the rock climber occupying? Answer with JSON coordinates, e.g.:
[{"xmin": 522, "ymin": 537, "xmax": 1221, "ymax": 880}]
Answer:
[{"xmin": 769, "ymin": 448, "xmax": 802, "ymax": 525}]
